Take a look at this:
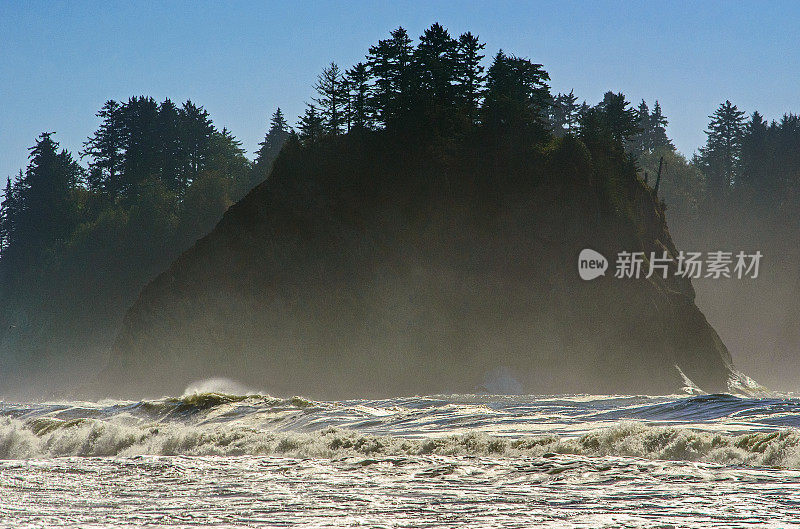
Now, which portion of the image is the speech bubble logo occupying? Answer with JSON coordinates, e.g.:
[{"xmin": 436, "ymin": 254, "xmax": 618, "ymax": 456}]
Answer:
[{"xmin": 578, "ymin": 249, "xmax": 608, "ymax": 280}]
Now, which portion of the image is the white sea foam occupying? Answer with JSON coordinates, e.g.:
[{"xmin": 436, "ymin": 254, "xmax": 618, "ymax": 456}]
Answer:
[
  {"xmin": 4, "ymin": 393, "xmax": 800, "ymax": 527},
  {"xmin": 2, "ymin": 392, "xmax": 800, "ymax": 467}
]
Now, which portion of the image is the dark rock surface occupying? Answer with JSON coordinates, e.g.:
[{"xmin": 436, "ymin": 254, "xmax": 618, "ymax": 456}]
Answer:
[{"xmin": 100, "ymin": 132, "xmax": 734, "ymax": 398}]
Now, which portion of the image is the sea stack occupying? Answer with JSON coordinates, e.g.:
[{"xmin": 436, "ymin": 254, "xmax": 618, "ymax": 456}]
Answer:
[{"xmin": 100, "ymin": 131, "xmax": 734, "ymax": 398}]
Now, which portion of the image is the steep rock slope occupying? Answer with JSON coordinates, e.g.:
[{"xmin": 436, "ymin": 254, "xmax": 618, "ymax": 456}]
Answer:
[{"xmin": 100, "ymin": 132, "xmax": 733, "ymax": 398}]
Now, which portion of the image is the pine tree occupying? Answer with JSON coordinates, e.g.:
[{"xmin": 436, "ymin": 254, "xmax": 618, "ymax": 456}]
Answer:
[
  {"xmin": 120, "ymin": 96, "xmax": 162, "ymax": 197},
  {"xmin": 13, "ymin": 133, "xmax": 82, "ymax": 257},
  {"xmin": 481, "ymin": 50, "xmax": 551, "ymax": 134},
  {"xmin": 633, "ymin": 100, "xmax": 651, "ymax": 154},
  {"xmin": 549, "ymin": 93, "xmax": 567, "ymax": 134},
  {"xmin": 0, "ymin": 174, "xmax": 20, "ymax": 254},
  {"xmin": 206, "ymin": 127, "xmax": 250, "ymax": 189},
  {"xmin": 157, "ymin": 98, "xmax": 184, "ymax": 193},
  {"xmin": 454, "ymin": 32, "xmax": 486, "ymax": 121},
  {"xmin": 313, "ymin": 63, "xmax": 348, "ymax": 135},
  {"xmin": 772, "ymin": 113, "xmax": 800, "ymax": 198},
  {"xmin": 179, "ymin": 100, "xmax": 216, "ymax": 190},
  {"xmin": 697, "ymin": 100, "xmax": 747, "ymax": 196},
  {"xmin": 413, "ymin": 23, "xmax": 459, "ymax": 108},
  {"xmin": 256, "ymin": 108, "xmax": 292, "ymax": 165},
  {"xmin": 563, "ymin": 90, "xmax": 579, "ymax": 132},
  {"xmin": 597, "ymin": 91, "xmax": 638, "ymax": 144},
  {"xmin": 208, "ymin": 127, "xmax": 248, "ymax": 172},
  {"xmin": 366, "ymin": 27, "xmax": 415, "ymax": 127},
  {"xmin": 632, "ymin": 100, "xmax": 674, "ymax": 156},
  {"xmin": 550, "ymin": 90, "xmax": 579, "ymax": 135},
  {"xmin": 297, "ymin": 104, "xmax": 325, "ymax": 144},
  {"xmin": 577, "ymin": 93, "xmax": 638, "ymax": 148},
  {"xmin": 738, "ymin": 110, "xmax": 770, "ymax": 197},
  {"xmin": 649, "ymin": 101, "xmax": 673, "ymax": 150},
  {"xmin": 81, "ymin": 100, "xmax": 124, "ymax": 196},
  {"xmin": 345, "ymin": 62, "xmax": 371, "ymax": 130}
]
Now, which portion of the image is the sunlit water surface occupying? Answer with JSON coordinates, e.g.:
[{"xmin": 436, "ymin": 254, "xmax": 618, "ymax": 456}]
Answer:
[{"xmin": 3, "ymin": 391, "xmax": 800, "ymax": 528}]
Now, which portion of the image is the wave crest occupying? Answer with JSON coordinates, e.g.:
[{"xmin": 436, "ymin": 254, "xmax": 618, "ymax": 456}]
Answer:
[
  {"xmin": 3, "ymin": 417, "xmax": 800, "ymax": 468},
  {"xmin": 181, "ymin": 377, "xmax": 260, "ymax": 397}
]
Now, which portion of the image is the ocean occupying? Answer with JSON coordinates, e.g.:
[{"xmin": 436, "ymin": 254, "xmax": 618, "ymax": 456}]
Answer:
[{"xmin": 2, "ymin": 385, "xmax": 800, "ymax": 528}]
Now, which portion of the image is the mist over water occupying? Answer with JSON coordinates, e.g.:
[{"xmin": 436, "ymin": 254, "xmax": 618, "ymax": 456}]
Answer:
[
  {"xmin": 181, "ymin": 377, "xmax": 261, "ymax": 396},
  {"xmin": 669, "ymin": 213, "xmax": 800, "ymax": 393}
]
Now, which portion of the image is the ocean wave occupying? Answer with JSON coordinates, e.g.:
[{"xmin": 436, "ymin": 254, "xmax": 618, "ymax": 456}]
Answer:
[
  {"xmin": 5, "ymin": 391, "xmax": 800, "ymax": 467},
  {"xmin": 134, "ymin": 392, "xmax": 318, "ymax": 415},
  {"xmin": 2, "ymin": 415, "xmax": 800, "ymax": 468}
]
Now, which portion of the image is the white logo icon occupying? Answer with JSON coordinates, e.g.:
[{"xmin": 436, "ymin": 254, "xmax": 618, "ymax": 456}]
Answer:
[{"xmin": 578, "ymin": 249, "xmax": 608, "ymax": 280}]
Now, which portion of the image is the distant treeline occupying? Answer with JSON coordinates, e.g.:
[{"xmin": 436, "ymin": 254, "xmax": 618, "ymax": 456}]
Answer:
[
  {"xmin": 696, "ymin": 102, "xmax": 800, "ymax": 215},
  {"xmin": 0, "ymin": 100, "xmax": 292, "ymax": 273},
  {"xmin": 0, "ymin": 95, "xmax": 291, "ymax": 378},
  {"xmin": 0, "ymin": 23, "xmax": 797, "ymax": 382}
]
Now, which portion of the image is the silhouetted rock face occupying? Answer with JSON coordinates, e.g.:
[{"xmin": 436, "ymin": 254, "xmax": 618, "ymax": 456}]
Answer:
[{"xmin": 101, "ymin": 133, "xmax": 733, "ymax": 398}]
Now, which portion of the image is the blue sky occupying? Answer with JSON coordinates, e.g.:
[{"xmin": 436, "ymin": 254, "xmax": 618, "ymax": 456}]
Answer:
[{"xmin": 2, "ymin": 0, "xmax": 799, "ymax": 180}]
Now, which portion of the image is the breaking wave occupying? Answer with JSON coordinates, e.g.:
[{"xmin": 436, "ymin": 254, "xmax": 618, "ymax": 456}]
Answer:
[
  {"xmin": 2, "ymin": 390, "xmax": 800, "ymax": 467},
  {"xmin": 3, "ymin": 416, "xmax": 800, "ymax": 468}
]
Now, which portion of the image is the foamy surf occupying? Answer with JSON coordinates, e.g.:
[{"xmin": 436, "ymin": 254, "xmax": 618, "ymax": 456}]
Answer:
[
  {"xmin": 4, "ymin": 392, "xmax": 800, "ymax": 528},
  {"xmin": 3, "ymin": 416, "xmax": 800, "ymax": 468},
  {"xmin": 2, "ymin": 391, "xmax": 800, "ymax": 466}
]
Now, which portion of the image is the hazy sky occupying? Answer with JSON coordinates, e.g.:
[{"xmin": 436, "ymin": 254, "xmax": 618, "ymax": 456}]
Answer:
[{"xmin": 2, "ymin": 1, "xmax": 799, "ymax": 180}]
